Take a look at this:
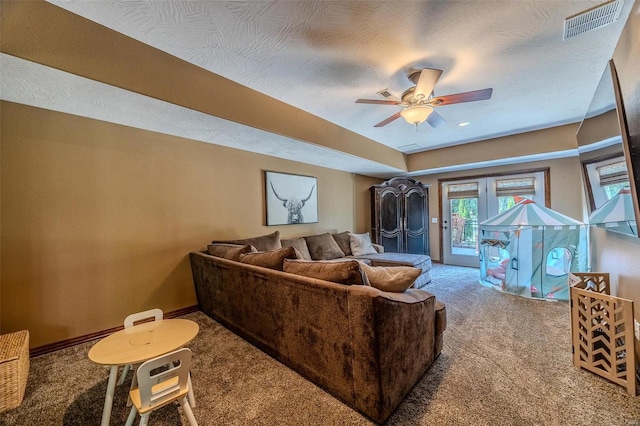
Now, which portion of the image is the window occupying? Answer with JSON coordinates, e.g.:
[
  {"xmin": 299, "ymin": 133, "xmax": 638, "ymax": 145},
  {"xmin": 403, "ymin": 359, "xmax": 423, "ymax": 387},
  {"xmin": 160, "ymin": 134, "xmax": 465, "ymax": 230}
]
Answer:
[
  {"xmin": 495, "ymin": 177, "xmax": 536, "ymax": 213},
  {"xmin": 584, "ymin": 156, "xmax": 629, "ymax": 210}
]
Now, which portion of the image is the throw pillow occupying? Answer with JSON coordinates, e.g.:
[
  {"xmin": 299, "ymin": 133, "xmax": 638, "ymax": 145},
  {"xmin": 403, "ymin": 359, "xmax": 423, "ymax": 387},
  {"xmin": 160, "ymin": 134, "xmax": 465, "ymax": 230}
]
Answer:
[
  {"xmin": 239, "ymin": 246, "xmax": 300, "ymax": 271},
  {"xmin": 207, "ymin": 244, "xmax": 256, "ymax": 261},
  {"xmin": 304, "ymin": 233, "xmax": 345, "ymax": 260},
  {"xmin": 212, "ymin": 230, "xmax": 281, "ymax": 252},
  {"xmin": 359, "ymin": 262, "xmax": 421, "ymax": 292},
  {"xmin": 349, "ymin": 232, "xmax": 378, "ymax": 256},
  {"xmin": 281, "ymin": 237, "xmax": 312, "ymax": 261},
  {"xmin": 283, "ymin": 259, "xmax": 369, "ymax": 286},
  {"xmin": 331, "ymin": 231, "xmax": 352, "ymax": 256}
]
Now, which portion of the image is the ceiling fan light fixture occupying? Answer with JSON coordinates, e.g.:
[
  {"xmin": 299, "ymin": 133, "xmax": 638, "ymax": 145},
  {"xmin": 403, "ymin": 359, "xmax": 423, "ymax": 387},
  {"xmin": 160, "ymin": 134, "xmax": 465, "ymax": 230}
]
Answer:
[{"xmin": 400, "ymin": 105, "xmax": 434, "ymax": 126}]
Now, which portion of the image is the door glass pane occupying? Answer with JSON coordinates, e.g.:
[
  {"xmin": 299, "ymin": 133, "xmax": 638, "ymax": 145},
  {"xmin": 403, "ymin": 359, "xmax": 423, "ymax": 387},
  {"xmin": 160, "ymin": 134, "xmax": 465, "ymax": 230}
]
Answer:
[
  {"xmin": 497, "ymin": 194, "xmax": 533, "ymax": 213},
  {"xmin": 450, "ymin": 198, "xmax": 478, "ymax": 255}
]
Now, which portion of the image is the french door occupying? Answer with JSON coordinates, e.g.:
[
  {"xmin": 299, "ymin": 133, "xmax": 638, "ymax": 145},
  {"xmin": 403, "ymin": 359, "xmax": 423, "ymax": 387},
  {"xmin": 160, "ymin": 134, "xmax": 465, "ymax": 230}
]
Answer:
[{"xmin": 441, "ymin": 171, "xmax": 546, "ymax": 267}]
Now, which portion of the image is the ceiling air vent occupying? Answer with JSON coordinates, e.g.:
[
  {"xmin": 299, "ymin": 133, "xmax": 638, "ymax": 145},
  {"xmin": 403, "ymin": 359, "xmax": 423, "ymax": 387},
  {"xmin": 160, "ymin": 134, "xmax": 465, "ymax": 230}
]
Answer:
[
  {"xmin": 397, "ymin": 143, "xmax": 422, "ymax": 152},
  {"xmin": 377, "ymin": 89, "xmax": 395, "ymax": 99},
  {"xmin": 564, "ymin": 0, "xmax": 625, "ymax": 40}
]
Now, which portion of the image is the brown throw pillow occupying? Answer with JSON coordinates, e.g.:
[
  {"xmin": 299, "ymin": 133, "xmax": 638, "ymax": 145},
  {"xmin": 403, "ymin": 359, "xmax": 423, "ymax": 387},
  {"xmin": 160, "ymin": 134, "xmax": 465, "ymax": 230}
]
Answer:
[
  {"xmin": 331, "ymin": 231, "xmax": 352, "ymax": 256},
  {"xmin": 359, "ymin": 262, "xmax": 421, "ymax": 292},
  {"xmin": 239, "ymin": 246, "xmax": 300, "ymax": 271},
  {"xmin": 283, "ymin": 259, "xmax": 369, "ymax": 286},
  {"xmin": 212, "ymin": 230, "xmax": 281, "ymax": 252},
  {"xmin": 304, "ymin": 233, "xmax": 345, "ymax": 260},
  {"xmin": 281, "ymin": 237, "xmax": 312, "ymax": 260},
  {"xmin": 207, "ymin": 244, "xmax": 256, "ymax": 261}
]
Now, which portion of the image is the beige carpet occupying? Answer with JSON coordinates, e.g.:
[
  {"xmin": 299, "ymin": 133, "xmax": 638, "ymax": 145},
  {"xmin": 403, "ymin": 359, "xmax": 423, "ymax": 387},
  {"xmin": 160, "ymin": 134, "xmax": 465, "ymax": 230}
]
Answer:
[{"xmin": 1, "ymin": 264, "xmax": 639, "ymax": 425}]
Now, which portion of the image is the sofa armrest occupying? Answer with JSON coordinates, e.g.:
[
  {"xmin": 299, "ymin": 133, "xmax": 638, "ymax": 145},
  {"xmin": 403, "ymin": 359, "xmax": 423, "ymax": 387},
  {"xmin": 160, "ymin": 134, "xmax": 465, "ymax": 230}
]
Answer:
[
  {"xmin": 372, "ymin": 243, "xmax": 384, "ymax": 253},
  {"xmin": 347, "ymin": 285, "xmax": 440, "ymax": 422}
]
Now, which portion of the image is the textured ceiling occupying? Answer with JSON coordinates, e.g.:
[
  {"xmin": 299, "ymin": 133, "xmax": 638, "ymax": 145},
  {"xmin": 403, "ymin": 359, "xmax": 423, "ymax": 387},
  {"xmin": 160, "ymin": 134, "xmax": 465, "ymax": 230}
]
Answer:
[{"xmin": 2, "ymin": 0, "xmax": 634, "ymax": 176}]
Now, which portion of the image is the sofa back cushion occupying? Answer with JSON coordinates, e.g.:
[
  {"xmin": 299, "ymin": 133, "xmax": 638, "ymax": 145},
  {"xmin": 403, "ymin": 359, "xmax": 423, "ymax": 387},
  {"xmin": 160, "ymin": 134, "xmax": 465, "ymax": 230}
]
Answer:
[
  {"xmin": 239, "ymin": 246, "xmax": 301, "ymax": 271},
  {"xmin": 283, "ymin": 259, "xmax": 369, "ymax": 286},
  {"xmin": 281, "ymin": 237, "xmax": 312, "ymax": 261},
  {"xmin": 349, "ymin": 232, "xmax": 378, "ymax": 256},
  {"xmin": 207, "ymin": 244, "xmax": 256, "ymax": 261},
  {"xmin": 359, "ymin": 262, "xmax": 421, "ymax": 292},
  {"xmin": 304, "ymin": 233, "xmax": 345, "ymax": 260},
  {"xmin": 212, "ymin": 230, "xmax": 281, "ymax": 252},
  {"xmin": 331, "ymin": 231, "xmax": 352, "ymax": 256}
]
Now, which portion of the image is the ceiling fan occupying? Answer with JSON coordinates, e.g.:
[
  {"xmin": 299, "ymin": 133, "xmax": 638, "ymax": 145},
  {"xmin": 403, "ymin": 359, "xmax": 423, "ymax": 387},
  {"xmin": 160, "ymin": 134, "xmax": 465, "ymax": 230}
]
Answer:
[{"xmin": 356, "ymin": 68, "xmax": 493, "ymax": 129}]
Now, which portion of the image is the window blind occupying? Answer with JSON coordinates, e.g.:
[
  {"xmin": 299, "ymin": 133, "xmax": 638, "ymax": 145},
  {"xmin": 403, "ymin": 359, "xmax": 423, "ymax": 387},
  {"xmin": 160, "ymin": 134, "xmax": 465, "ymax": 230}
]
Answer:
[
  {"xmin": 495, "ymin": 177, "xmax": 536, "ymax": 196},
  {"xmin": 597, "ymin": 161, "xmax": 629, "ymax": 185},
  {"xmin": 447, "ymin": 182, "xmax": 479, "ymax": 199}
]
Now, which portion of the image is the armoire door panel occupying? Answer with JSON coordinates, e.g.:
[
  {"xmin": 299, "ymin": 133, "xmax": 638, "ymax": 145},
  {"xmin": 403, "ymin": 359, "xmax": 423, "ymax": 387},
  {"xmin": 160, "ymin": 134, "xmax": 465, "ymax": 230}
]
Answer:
[
  {"xmin": 405, "ymin": 190, "xmax": 426, "ymax": 232},
  {"xmin": 381, "ymin": 234, "xmax": 402, "ymax": 253},
  {"xmin": 380, "ymin": 191, "xmax": 402, "ymax": 233},
  {"xmin": 406, "ymin": 235, "xmax": 426, "ymax": 255},
  {"xmin": 371, "ymin": 178, "xmax": 430, "ymax": 255}
]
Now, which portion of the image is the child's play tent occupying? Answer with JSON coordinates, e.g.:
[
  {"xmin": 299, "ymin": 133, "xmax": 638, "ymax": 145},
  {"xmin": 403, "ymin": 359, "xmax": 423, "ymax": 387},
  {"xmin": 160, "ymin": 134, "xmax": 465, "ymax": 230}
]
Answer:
[
  {"xmin": 589, "ymin": 188, "xmax": 638, "ymax": 236},
  {"xmin": 479, "ymin": 200, "xmax": 587, "ymax": 300}
]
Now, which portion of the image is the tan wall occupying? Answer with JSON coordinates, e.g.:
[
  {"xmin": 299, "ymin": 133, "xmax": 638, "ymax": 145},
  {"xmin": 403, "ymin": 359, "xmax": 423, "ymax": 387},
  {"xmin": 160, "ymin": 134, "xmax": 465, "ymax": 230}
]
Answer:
[
  {"xmin": 0, "ymin": 0, "xmax": 406, "ymax": 172},
  {"xmin": 354, "ymin": 175, "xmax": 384, "ymax": 235},
  {"xmin": 0, "ymin": 102, "xmax": 356, "ymax": 347},
  {"xmin": 408, "ymin": 124, "xmax": 579, "ymax": 172},
  {"xmin": 594, "ymin": 1, "xmax": 640, "ymax": 360},
  {"xmin": 413, "ymin": 156, "xmax": 583, "ymax": 262}
]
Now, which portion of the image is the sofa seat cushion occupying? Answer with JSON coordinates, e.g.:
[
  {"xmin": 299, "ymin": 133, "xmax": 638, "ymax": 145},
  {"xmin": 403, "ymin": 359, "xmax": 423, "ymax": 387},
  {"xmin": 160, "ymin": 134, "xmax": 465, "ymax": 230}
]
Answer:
[
  {"xmin": 212, "ymin": 230, "xmax": 282, "ymax": 252},
  {"xmin": 304, "ymin": 233, "xmax": 345, "ymax": 260},
  {"xmin": 359, "ymin": 263, "xmax": 422, "ymax": 293},
  {"xmin": 350, "ymin": 253, "xmax": 432, "ymax": 288},
  {"xmin": 283, "ymin": 259, "xmax": 368, "ymax": 286}
]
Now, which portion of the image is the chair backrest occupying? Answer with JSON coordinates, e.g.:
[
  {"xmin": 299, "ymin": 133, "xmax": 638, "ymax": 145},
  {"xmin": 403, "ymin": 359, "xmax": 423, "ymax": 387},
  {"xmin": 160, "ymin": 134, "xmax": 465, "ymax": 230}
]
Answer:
[
  {"xmin": 136, "ymin": 348, "xmax": 192, "ymax": 411},
  {"xmin": 124, "ymin": 308, "xmax": 163, "ymax": 328}
]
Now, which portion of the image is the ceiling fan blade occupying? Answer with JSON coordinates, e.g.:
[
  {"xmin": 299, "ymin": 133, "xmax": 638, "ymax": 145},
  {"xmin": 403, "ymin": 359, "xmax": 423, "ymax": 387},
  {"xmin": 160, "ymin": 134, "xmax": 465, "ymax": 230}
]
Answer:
[
  {"xmin": 356, "ymin": 99, "xmax": 402, "ymax": 105},
  {"xmin": 431, "ymin": 88, "xmax": 493, "ymax": 106},
  {"xmin": 374, "ymin": 111, "xmax": 402, "ymax": 127},
  {"xmin": 414, "ymin": 68, "xmax": 443, "ymax": 100},
  {"xmin": 426, "ymin": 110, "xmax": 446, "ymax": 128}
]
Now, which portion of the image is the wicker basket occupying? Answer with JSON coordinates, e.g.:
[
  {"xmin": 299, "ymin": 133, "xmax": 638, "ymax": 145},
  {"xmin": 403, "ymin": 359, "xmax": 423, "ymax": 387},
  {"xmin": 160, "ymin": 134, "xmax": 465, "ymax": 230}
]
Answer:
[{"xmin": 0, "ymin": 330, "xmax": 29, "ymax": 413}]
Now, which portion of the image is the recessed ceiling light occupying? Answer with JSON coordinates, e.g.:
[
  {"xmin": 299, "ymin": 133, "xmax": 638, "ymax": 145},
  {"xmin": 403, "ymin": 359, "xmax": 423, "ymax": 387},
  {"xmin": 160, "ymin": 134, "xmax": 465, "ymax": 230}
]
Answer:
[{"xmin": 458, "ymin": 121, "xmax": 471, "ymax": 127}]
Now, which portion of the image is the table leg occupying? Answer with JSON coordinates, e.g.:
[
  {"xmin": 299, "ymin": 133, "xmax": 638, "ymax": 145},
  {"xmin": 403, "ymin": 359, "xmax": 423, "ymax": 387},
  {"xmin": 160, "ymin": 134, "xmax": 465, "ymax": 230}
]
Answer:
[{"xmin": 101, "ymin": 365, "xmax": 119, "ymax": 426}]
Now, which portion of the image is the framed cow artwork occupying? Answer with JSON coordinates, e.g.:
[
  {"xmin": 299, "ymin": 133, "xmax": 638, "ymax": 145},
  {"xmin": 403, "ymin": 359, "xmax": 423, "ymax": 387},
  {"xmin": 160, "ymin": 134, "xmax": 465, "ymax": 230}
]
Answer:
[{"xmin": 265, "ymin": 171, "xmax": 318, "ymax": 226}]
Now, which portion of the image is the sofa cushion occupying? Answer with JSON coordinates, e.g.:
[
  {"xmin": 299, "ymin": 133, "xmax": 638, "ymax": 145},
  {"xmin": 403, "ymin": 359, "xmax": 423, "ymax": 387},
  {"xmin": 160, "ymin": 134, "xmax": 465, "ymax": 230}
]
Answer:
[
  {"xmin": 304, "ymin": 233, "xmax": 345, "ymax": 260},
  {"xmin": 212, "ymin": 230, "xmax": 281, "ymax": 252},
  {"xmin": 331, "ymin": 231, "xmax": 352, "ymax": 256},
  {"xmin": 239, "ymin": 246, "xmax": 300, "ymax": 271},
  {"xmin": 349, "ymin": 232, "xmax": 378, "ymax": 256},
  {"xmin": 359, "ymin": 262, "xmax": 421, "ymax": 292},
  {"xmin": 283, "ymin": 259, "xmax": 369, "ymax": 286},
  {"xmin": 281, "ymin": 237, "xmax": 312, "ymax": 261},
  {"xmin": 207, "ymin": 244, "xmax": 256, "ymax": 261}
]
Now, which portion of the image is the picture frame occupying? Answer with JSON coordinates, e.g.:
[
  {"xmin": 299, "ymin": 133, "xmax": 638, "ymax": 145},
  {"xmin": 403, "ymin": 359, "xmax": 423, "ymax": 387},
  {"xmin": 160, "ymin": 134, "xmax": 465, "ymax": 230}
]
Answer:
[{"xmin": 265, "ymin": 171, "xmax": 318, "ymax": 225}]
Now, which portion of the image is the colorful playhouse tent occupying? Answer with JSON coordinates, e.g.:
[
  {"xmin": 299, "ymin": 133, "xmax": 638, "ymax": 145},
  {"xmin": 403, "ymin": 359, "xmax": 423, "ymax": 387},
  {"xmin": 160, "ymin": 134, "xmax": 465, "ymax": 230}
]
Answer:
[
  {"xmin": 589, "ymin": 188, "xmax": 638, "ymax": 236},
  {"xmin": 479, "ymin": 200, "xmax": 587, "ymax": 301}
]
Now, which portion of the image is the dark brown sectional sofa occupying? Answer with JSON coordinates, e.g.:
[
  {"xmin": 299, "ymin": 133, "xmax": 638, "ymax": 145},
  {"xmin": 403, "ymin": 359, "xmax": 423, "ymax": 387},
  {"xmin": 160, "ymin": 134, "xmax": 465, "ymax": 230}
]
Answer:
[{"xmin": 189, "ymin": 247, "xmax": 446, "ymax": 423}]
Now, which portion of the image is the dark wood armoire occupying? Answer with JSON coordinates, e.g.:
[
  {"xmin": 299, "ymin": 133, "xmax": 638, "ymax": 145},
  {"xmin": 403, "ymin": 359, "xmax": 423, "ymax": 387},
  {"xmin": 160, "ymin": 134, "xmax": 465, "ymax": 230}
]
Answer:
[{"xmin": 370, "ymin": 177, "xmax": 430, "ymax": 255}]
